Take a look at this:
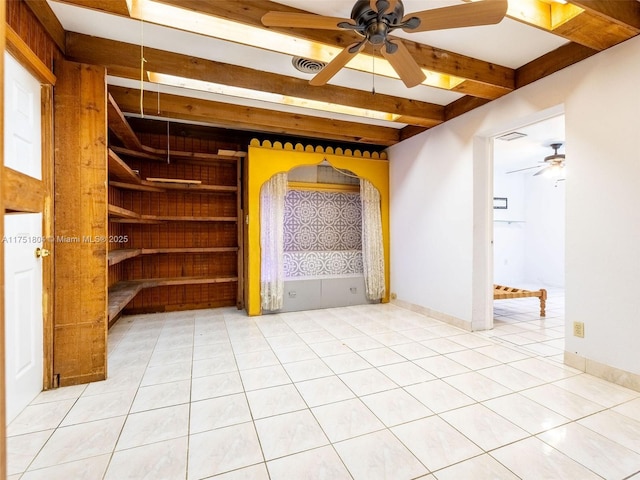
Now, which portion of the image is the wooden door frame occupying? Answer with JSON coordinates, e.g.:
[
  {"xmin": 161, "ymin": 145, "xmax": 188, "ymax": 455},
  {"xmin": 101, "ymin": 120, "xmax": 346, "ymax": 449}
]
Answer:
[{"xmin": 3, "ymin": 26, "xmax": 57, "ymax": 389}]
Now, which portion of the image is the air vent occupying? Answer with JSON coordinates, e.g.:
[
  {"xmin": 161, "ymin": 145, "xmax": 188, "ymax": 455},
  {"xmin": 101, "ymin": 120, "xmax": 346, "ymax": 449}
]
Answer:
[
  {"xmin": 292, "ymin": 56, "xmax": 327, "ymax": 74},
  {"xmin": 497, "ymin": 132, "xmax": 527, "ymax": 141}
]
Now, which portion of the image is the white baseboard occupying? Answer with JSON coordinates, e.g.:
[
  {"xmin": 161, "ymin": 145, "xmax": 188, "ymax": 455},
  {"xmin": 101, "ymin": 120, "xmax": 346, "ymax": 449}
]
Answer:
[
  {"xmin": 392, "ymin": 299, "xmax": 472, "ymax": 331},
  {"xmin": 564, "ymin": 351, "xmax": 640, "ymax": 393}
]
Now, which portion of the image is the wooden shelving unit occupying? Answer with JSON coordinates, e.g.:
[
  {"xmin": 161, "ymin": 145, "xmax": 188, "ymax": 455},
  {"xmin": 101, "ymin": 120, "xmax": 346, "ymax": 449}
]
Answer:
[{"xmin": 106, "ymin": 97, "xmax": 243, "ymax": 321}]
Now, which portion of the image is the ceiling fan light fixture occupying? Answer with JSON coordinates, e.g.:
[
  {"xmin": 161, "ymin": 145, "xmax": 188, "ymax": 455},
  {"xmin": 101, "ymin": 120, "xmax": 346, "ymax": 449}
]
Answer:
[{"xmin": 544, "ymin": 163, "xmax": 564, "ymax": 177}]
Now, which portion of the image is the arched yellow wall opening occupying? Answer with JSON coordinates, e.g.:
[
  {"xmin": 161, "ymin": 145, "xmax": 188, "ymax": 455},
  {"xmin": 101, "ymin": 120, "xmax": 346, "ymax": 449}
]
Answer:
[{"xmin": 247, "ymin": 140, "xmax": 390, "ymax": 316}]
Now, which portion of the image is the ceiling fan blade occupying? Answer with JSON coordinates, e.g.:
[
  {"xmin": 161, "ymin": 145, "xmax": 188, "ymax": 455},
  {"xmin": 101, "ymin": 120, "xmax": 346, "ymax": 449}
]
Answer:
[
  {"xmin": 309, "ymin": 42, "xmax": 365, "ymax": 86},
  {"xmin": 403, "ymin": 0, "xmax": 508, "ymax": 33},
  {"xmin": 505, "ymin": 165, "xmax": 544, "ymax": 174},
  {"xmin": 381, "ymin": 40, "xmax": 426, "ymax": 88},
  {"xmin": 533, "ymin": 166, "xmax": 552, "ymax": 176},
  {"xmin": 261, "ymin": 12, "xmax": 353, "ymax": 30}
]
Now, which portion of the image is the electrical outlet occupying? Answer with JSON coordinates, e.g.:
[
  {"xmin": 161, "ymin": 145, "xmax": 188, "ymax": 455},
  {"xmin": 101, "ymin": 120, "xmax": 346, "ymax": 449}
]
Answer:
[
  {"xmin": 390, "ymin": 292, "xmax": 397, "ymax": 300},
  {"xmin": 573, "ymin": 321, "xmax": 585, "ymax": 338}
]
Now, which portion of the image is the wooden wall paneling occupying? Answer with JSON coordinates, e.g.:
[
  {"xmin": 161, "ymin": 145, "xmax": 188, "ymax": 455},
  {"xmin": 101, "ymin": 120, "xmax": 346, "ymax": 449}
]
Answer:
[
  {"xmin": 53, "ymin": 60, "xmax": 108, "ymax": 386},
  {"xmin": 6, "ymin": 0, "xmax": 61, "ymax": 72},
  {"xmin": 0, "ymin": 3, "xmax": 7, "ymax": 477},
  {"xmin": 24, "ymin": 0, "xmax": 66, "ymax": 53},
  {"xmin": 127, "ymin": 283, "xmax": 237, "ymax": 315}
]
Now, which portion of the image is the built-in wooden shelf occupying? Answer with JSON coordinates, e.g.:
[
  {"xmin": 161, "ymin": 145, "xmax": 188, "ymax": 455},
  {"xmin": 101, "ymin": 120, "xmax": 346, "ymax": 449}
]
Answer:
[
  {"xmin": 109, "ymin": 148, "xmax": 237, "ymax": 194},
  {"xmin": 108, "ymin": 248, "xmax": 142, "ymax": 266},
  {"xmin": 142, "ymin": 247, "xmax": 238, "ymax": 254},
  {"xmin": 109, "ymin": 181, "xmax": 164, "ymax": 193},
  {"xmin": 109, "ymin": 179, "xmax": 236, "ymax": 194},
  {"xmin": 108, "ymin": 149, "xmax": 141, "ymax": 184},
  {"xmin": 108, "ymin": 276, "xmax": 238, "ymax": 322},
  {"xmin": 110, "ymin": 145, "xmax": 239, "ymax": 164},
  {"xmin": 108, "ymin": 204, "xmax": 237, "ymax": 224},
  {"xmin": 108, "ymin": 281, "xmax": 144, "ymax": 322},
  {"xmin": 108, "ymin": 204, "xmax": 138, "ymax": 219},
  {"xmin": 149, "ymin": 183, "xmax": 237, "ymax": 193},
  {"xmin": 108, "ymin": 247, "xmax": 239, "ymax": 267},
  {"xmin": 144, "ymin": 215, "xmax": 237, "ymax": 222},
  {"xmin": 143, "ymin": 276, "xmax": 238, "ymax": 287}
]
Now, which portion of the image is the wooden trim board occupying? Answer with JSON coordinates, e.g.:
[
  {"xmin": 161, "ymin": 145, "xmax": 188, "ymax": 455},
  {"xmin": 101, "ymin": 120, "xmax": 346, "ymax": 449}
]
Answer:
[{"xmin": 0, "ymin": 3, "xmax": 7, "ymax": 477}]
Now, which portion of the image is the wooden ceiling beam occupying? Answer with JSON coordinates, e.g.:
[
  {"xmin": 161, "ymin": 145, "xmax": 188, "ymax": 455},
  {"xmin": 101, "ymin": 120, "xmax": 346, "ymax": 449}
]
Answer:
[
  {"xmin": 568, "ymin": 0, "xmax": 640, "ymax": 31},
  {"xmin": 108, "ymin": 85, "xmax": 400, "ymax": 146},
  {"xmin": 66, "ymin": 33, "xmax": 444, "ymax": 128},
  {"xmin": 515, "ymin": 42, "xmax": 597, "ymax": 89},
  {"xmin": 551, "ymin": 10, "xmax": 639, "ymax": 50},
  {"xmin": 507, "ymin": 0, "xmax": 639, "ymax": 51},
  {"xmin": 444, "ymin": 96, "xmax": 492, "ymax": 122},
  {"xmin": 54, "ymin": 0, "xmax": 130, "ymax": 16},
  {"xmin": 58, "ymin": 0, "xmax": 514, "ymax": 99},
  {"xmin": 399, "ymin": 125, "xmax": 429, "ymax": 142}
]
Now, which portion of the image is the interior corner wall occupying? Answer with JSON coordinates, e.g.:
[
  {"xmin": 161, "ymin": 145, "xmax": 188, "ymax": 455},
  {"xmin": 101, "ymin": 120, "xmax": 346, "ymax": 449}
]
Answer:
[
  {"xmin": 389, "ymin": 129, "xmax": 475, "ymax": 324},
  {"xmin": 389, "ymin": 35, "xmax": 640, "ymax": 377},
  {"xmin": 246, "ymin": 142, "xmax": 390, "ymax": 316}
]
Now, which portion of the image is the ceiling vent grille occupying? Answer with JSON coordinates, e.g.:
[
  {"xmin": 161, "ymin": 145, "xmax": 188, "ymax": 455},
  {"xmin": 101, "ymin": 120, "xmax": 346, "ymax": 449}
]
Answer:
[
  {"xmin": 497, "ymin": 132, "xmax": 527, "ymax": 141},
  {"xmin": 292, "ymin": 57, "xmax": 327, "ymax": 74}
]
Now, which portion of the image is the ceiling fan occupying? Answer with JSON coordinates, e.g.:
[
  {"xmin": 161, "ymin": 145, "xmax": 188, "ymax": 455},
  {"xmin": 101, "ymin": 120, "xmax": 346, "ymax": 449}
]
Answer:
[
  {"xmin": 507, "ymin": 143, "xmax": 566, "ymax": 177},
  {"xmin": 261, "ymin": 0, "xmax": 508, "ymax": 88}
]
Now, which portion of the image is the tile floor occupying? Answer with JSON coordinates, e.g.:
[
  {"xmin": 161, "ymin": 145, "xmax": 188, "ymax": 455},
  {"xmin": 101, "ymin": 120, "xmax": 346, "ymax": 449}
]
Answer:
[{"xmin": 7, "ymin": 289, "xmax": 640, "ymax": 479}]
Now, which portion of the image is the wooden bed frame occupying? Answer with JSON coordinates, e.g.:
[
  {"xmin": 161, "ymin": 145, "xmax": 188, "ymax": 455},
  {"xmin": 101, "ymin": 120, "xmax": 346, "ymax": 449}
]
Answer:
[{"xmin": 494, "ymin": 284, "xmax": 547, "ymax": 317}]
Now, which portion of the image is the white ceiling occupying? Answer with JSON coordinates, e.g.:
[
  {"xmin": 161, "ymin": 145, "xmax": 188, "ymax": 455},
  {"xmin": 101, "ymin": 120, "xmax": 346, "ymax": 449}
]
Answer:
[
  {"xmin": 494, "ymin": 114, "xmax": 565, "ymax": 174},
  {"xmin": 47, "ymin": 0, "xmax": 578, "ymax": 158}
]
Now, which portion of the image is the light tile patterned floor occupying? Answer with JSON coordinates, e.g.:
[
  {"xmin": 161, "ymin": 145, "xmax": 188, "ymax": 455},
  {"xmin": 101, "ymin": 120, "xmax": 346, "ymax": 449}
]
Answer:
[{"xmin": 7, "ymin": 289, "xmax": 640, "ymax": 479}]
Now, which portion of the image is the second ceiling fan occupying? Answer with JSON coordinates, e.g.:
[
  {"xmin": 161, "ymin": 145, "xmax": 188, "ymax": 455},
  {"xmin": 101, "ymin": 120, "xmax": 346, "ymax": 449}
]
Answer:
[{"xmin": 262, "ymin": 0, "xmax": 508, "ymax": 88}]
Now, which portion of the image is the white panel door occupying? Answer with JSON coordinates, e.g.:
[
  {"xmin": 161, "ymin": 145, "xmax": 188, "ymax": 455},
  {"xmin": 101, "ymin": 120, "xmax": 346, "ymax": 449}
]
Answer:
[
  {"xmin": 4, "ymin": 51, "xmax": 41, "ymax": 179},
  {"xmin": 4, "ymin": 50, "xmax": 44, "ymax": 423},
  {"xmin": 4, "ymin": 213, "xmax": 44, "ymax": 423}
]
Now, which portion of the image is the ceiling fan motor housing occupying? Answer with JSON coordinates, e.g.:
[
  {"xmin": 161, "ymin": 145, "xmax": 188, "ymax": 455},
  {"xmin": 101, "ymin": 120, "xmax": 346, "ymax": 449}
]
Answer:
[
  {"xmin": 544, "ymin": 143, "xmax": 565, "ymax": 164},
  {"xmin": 351, "ymin": 0, "xmax": 406, "ymax": 45}
]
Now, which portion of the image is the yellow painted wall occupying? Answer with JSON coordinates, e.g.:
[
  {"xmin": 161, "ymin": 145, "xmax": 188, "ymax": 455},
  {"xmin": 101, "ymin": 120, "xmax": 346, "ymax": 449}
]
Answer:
[{"xmin": 247, "ymin": 140, "xmax": 390, "ymax": 316}]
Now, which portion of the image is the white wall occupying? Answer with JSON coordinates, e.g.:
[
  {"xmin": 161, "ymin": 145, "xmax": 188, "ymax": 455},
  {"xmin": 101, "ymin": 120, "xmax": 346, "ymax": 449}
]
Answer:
[
  {"xmin": 492, "ymin": 171, "xmax": 566, "ymax": 288},
  {"xmin": 389, "ymin": 128, "xmax": 474, "ymax": 322},
  {"xmin": 523, "ymin": 175, "xmax": 565, "ymax": 287},
  {"xmin": 389, "ymin": 35, "xmax": 640, "ymax": 375},
  {"xmin": 493, "ymin": 173, "xmax": 526, "ymax": 286}
]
